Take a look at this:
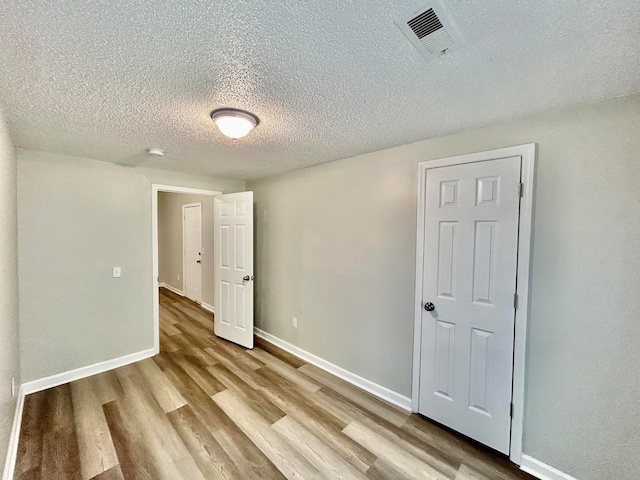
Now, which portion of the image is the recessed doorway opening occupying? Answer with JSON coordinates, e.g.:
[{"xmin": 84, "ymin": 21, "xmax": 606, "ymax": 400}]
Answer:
[{"xmin": 152, "ymin": 184, "xmax": 221, "ymax": 353}]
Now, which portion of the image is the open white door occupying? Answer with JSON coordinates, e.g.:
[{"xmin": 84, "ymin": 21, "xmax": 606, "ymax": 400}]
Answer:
[
  {"xmin": 214, "ymin": 192, "xmax": 254, "ymax": 349},
  {"xmin": 418, "ymin": 156, "xmax": 521, "ymax": 454}
]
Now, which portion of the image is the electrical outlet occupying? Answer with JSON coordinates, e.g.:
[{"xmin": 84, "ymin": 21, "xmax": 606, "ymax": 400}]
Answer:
[
  {"xmin": 292, "ymin": 317, "xmax": 298, "ymax": 328},
  {"xmin": 177, "ymin": 274, "xmax": 181, "ymax": 281},
  {"xmin": 112, "ymin": 266, "xmax": 121, "ymax": 278},
  {"xmin": 11, "ymin": 377, "xmax": 15, "ymax": 397}
]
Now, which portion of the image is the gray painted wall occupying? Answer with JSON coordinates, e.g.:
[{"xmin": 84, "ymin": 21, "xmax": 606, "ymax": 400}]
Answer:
[
  {"xmin": 248, "ymin": 93, "xmax": 640, "ymax": 480},
  {"xmin": 158, "ymin": 192, "xmax": 215, "ymax": 307},
  {"xmin": 17, "ymin": 149, "xmax": 244, "ymax": 383},
  {"xmin": 0, "ymin": 109, "xmax": 20, "ymax": 477}
]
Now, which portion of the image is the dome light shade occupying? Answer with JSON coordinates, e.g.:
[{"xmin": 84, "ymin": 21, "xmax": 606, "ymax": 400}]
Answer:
[{"xmin": 210, "ymin": 108, "xmax": 259, "ymax": 139}]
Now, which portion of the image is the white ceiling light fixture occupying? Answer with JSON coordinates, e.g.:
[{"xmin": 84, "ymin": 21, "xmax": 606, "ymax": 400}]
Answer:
[{"xmin": 210, "ymin": 108, "xmax": 260, "ymax": 139}]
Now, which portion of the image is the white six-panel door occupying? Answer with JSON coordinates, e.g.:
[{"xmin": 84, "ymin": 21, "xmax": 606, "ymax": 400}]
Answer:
[
  {"xmin": 214, "ymin": 192, "xmax": 254, "ymax": 349},
  {"xmin": 183, "ymin": 203, "xmax": 202, "ymax": 303},
  {"xmin": 419, "ymin": 156, "xmax": 521, "ymax": 454}
]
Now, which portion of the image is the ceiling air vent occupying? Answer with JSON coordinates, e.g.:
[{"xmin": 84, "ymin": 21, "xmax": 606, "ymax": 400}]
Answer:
[{"xmin": 395, "ymin": 2, "xmax": 462, "ymax": 60}]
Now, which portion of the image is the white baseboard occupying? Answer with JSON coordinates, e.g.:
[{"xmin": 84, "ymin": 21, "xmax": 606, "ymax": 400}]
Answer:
[
  {"xmin": 22, "ymin": 348, "xmax": 156, "ymax": 395},
  {"xmin": 2, "ymin": 386, "xmax": 25, "ymax": 480},
  {"xmin": 159, "ymin": 282, "xmax": 184, "ymax": 297},
  {"xmin": 520, "ymin": 455, "xmax": 580, "ymax": 480},
  {"xmin": 200, "ymin": 302, "xmax": 215, "ymax": 314},
  {"xmin": 254, "ymin": 328, "xmax": 412, "ymax": 411}
]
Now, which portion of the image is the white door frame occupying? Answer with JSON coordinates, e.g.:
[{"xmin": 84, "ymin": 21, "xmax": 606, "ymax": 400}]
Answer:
[
  {"xmin": 152, "ymin": 184, "xmax": 221, "ymax": 354},
  {"xmin": 182, "ymin": 202, "xmax": 203, "ymax": 302},
  {"xmin": 412, "ymin": 143, "xmax": 536, "ymax": 465}
]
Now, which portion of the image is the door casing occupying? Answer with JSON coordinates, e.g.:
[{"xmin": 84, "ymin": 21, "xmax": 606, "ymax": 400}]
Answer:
[
  {"xmin": 412, "ymin": 143, "xmax": 536, "ymax": 465},
  {"xmin": 152, "ymin": 184, "xmax": 221, "ymax": 355}
]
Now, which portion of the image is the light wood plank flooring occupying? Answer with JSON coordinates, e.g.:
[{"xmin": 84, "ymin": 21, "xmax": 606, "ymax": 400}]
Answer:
[{"xmin": 14, "ymin": 288, "xmax": 534, "ymax": 479}]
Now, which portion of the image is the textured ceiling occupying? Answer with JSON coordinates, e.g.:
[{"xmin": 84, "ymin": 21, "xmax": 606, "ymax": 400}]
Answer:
[{"xmin": 1, "ymin": 0, "xmax": 640, "ymax": 180}]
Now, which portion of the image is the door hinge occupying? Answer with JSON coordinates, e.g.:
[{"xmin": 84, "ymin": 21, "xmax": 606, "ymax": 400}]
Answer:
[
  {"xmin": 510, "ymin": 403, "xmax": 514, "ymax": 417},
  {"xmin": 513, "ymin": 293, "xmax": 518, "ymax": 309},
  {"xmin": 518, "ymin": 182, "xmax": 524, "ymax": 198}
]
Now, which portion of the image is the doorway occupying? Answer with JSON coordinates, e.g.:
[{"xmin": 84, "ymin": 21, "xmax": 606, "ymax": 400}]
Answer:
[
  {"xmin": 412, "ymin": 144, "xmax": 536, "ymax": 464},
  {"xmin": 152, "ymin": 185, "xmax": 256, "ymax": 353},
  {"xmin": 152, "ymin": 185, "xmax": 221, "ymax": 354}
]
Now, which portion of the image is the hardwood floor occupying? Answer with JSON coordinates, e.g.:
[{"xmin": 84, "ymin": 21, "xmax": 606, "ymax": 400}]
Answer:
[{"xmin": 14, "ymin": 288, "xmax": 534, "ymax": 479}]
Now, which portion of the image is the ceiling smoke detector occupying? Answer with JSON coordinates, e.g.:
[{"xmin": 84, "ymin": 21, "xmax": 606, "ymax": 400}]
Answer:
[
  {"xmin": 146, "ymin": 148, "xmax": 164, "ymax": 156},
  {"xmin": 395, "ymin": 1, "xmax": 462, "ymax": 60}
]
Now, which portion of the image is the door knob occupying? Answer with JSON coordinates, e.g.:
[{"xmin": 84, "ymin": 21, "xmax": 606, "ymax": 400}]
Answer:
[
  {"xmin": 424, "ymin": 302, "xmax": 435, "ymax": 312},
  {"xmin": 196, "ymin": 260, "xmax": 201, "ymax": 264},
  {"xmin": 242, "ymin": 275, "xmax": 254, "ymax": 282}
]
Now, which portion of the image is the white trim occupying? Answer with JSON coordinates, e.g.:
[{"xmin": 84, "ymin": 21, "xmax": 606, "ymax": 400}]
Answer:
[
  {"xmin": 21, "ymin": 348, "xmax": 155, "ymax": 395},
  {"xmin": 159, "ymin": 282, "xmax": 184, "ymax": 297},
  {"xmin": 254, "ymin": 328, "xmax": 412, "ymax": 411},
  {"xmin": 510, "ymin": 143, "xmax": 537, "ymax": 464},
  {"xmin": 411, "ymin": 143, "xmax": 536, "ymax": 465},
  {"xmin": 182, "ymin": 202, "xmax": 203, "ymax": 304},
  {"xmin": 201, "ymin": 302, "xmax": 215, "ymax": 314},
  {"xmin": 153, "ymin": 184, "xmax": 221, "ymax": 354},
  {"xmin": 412, "ymin": 153, "xmax": 429, "ymax": 412},
  {"xmin": 2, "ymin": 387, "xmax": 25, "ymax": 480},
  {"xmin": 520, "ymin": 455, "xmax": 580, "ymax": 480}
]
